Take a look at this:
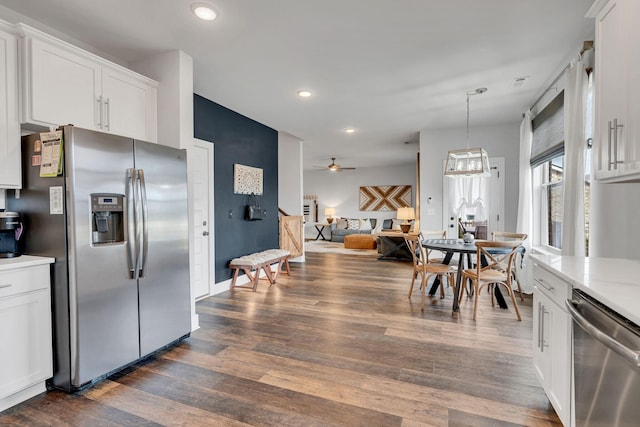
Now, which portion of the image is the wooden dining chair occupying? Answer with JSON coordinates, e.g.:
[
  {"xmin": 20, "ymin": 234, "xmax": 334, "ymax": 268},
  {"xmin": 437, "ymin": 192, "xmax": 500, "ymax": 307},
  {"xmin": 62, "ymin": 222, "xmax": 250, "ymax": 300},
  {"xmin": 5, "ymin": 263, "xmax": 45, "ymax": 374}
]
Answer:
[
  {"xmin": 421, "ymin": 229, "xmax": 448, "ymax": 264},
  {"xmin": 404, "ymin": 234, "xmax": 457, "ymax": 310},
  {"xmin": 492, "ymin": 232, "xmax": 528, "ymax": 301},
  {"xmin": 461, "ymin": 240, "xmax": 522, "ymax": 321}
]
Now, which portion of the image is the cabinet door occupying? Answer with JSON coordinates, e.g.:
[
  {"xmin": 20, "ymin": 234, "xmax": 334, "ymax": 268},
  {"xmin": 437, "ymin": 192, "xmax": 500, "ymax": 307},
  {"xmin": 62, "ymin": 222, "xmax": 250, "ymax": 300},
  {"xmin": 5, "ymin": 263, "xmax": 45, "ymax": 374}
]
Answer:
[
  {"xmin": 27, "ymin": 37, "xmax": 101, "ymax": 130},
  {"xmin": 0, "ymin": 27, "xmax": 20, "ymax": 188},
  {"xmin": 594, "ymin": 0, "xmax": 628, "ymax": 180},
  {"xmin": 547, "ymin": 300, "xmax": 571, "ymax": 427},
  {"xmin": 624, "ymin": 0, "xmax": 640, "ymax": 177},
  {"xmin": 532, "ymin": 291, "xmax": 551, "ymax": 389},
  {"xmin": 533, "ymin": 288, "xmax": 571, "ymax": 427},
  {"xmin": 0, "ymin": 288, "xmax": 52, "ymax": 399},
  {"xmin": 102, "ymin": 66, "xmax": 157, "ymax": 142}
]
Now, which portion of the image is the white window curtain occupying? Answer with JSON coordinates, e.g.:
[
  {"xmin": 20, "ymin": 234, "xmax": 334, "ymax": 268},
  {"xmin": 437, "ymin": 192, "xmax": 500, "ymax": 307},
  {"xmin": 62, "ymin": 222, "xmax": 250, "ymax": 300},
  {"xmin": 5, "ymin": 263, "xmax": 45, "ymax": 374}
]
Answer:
[
  {"xmin": 516, "ymin": 110, "xmax": 533, "ymax": 293},
  {"xmin": 450, "ymin": 176, "xmax": 488, "ymax": 222},
  {"xmin": 561, "ymin": 55, "xmax": 587, "ymax": 256}
]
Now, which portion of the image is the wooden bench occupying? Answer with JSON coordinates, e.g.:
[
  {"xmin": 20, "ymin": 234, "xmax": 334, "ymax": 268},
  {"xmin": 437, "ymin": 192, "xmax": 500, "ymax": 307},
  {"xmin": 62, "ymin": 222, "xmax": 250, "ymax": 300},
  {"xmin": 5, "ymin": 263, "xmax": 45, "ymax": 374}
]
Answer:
[{"xmin": 229, "ymin": 249, "xmax": 291, "ymax": 291}]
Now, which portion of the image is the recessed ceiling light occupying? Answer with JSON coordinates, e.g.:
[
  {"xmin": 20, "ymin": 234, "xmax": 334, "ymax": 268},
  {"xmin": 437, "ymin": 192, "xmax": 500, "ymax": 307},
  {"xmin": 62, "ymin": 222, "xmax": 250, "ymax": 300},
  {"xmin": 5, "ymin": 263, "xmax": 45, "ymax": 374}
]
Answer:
[
  {"xmin": 345, "ymin": 128, "xmax": 355, "ymax": 134},
  {"xmin": 191, "ymin": 3, "xmax": 217, "ymax": 21},
  {"xmin": 297, "ymin": 90, "xmax": 312, "ymax": 98}
]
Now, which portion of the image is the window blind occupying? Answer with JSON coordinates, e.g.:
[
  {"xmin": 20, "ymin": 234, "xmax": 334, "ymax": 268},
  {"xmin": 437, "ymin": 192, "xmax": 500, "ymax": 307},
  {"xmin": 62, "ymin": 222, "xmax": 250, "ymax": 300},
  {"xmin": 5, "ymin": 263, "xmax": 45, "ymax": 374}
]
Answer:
[{"xmin": 530, "ymin": 91, "xmax": 564, "ymax": 167}]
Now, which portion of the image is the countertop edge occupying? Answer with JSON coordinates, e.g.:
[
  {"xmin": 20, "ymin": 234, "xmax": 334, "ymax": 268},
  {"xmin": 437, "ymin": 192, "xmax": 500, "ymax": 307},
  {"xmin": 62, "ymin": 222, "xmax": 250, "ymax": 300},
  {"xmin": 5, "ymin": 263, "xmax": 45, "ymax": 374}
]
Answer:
[
  {"xmin": 530, "ymin": 254, "xmax": 640, "ymax": 325},
  {"xmin": 0, "ymin": 255, "xmax": 55, "ymax": 271}
]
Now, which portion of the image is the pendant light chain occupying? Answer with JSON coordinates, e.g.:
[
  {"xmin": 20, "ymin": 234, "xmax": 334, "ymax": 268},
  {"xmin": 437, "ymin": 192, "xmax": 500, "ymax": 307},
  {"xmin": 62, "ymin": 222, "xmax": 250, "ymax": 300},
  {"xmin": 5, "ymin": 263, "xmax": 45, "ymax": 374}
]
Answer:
[
  {"xmin": 466, "ymin": 93, "xmax": 470, "ymax": 149},
  {"xmin": 443, "ymin": 87, "xmax": 490, "ymax": 177}
]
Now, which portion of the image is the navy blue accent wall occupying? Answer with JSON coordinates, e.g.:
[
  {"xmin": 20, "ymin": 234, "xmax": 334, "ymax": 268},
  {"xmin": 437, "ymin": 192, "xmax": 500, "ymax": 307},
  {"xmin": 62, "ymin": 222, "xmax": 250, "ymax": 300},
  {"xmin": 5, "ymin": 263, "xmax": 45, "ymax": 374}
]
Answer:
[{"xmin": 194, "ymin": 94, "xmax": 279, "ymax": 283}]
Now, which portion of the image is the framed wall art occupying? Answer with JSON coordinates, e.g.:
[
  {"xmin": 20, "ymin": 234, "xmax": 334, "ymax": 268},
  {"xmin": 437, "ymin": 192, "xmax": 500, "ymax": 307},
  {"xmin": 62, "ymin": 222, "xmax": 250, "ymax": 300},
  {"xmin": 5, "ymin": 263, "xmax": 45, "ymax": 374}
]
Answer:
[
  {"xmin": 359, "ymin": 185, "xmax": 412, "ymax": 211},
  {"xmin": 234, "ymin": 163, "xmax": 263, "ymax": 195}
]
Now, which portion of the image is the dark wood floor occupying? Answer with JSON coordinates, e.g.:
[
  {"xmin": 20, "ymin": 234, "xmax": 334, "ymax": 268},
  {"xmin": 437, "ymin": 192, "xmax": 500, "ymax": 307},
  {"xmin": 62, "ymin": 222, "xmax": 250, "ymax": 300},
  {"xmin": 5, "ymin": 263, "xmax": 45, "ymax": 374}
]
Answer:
[{"xmin": 0, "ymin": 252, "xmax": 560, "ymax": 426}]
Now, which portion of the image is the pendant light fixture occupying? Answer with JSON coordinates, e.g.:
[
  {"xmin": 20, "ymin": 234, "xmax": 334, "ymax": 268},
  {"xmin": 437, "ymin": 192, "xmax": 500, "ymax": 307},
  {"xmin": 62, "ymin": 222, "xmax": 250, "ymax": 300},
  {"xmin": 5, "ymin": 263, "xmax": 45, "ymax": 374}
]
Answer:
[{"xmin": 444, "ymin": 88, "xmax": 491, "ymax": 177}]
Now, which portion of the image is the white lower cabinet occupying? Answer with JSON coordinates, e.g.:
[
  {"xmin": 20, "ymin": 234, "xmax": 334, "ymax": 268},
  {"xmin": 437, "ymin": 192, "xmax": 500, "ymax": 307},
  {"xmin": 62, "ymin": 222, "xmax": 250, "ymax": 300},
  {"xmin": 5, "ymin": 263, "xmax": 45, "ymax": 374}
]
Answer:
[
  {"xmin": 0, "ymin": 260, "xmax": 53, "ymax": 413},
  {"xmin": 532, "ymin": 262, "xmax": 572, "ymax": 426}
]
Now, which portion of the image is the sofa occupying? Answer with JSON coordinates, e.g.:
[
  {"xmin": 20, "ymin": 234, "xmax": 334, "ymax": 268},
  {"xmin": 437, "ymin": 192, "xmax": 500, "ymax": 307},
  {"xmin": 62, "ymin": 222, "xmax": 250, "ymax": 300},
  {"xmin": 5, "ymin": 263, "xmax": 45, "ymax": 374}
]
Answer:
[{"xmin": 330, "ymin": 218, "xmax": 395, "ymax": 242}]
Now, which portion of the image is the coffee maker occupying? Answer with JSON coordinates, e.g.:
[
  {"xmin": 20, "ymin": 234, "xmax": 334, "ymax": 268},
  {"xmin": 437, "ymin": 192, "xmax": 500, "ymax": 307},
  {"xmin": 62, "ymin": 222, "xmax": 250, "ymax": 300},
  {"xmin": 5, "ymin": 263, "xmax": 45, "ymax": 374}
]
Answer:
[{"xmin": 0, "ymin": 212, "xmax": 23, "ymax": 258}]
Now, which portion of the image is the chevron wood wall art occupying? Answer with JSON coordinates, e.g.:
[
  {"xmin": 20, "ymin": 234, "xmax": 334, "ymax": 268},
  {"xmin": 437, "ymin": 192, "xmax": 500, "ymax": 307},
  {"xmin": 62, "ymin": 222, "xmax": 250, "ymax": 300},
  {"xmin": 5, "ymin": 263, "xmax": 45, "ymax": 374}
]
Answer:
[{"xmin": 359, "ymin": 185, "xmax": 412, "ymax": 211}]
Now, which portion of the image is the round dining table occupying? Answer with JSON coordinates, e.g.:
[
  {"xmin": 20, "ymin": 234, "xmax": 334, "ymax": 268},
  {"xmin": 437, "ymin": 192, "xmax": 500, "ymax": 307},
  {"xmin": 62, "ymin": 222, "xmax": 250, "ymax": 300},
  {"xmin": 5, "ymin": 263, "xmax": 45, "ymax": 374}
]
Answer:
[
  {"xmin": 422, "ymin": 239, "xmax": 512, "ymax": 313},
  {"xmin": 422, "ymin": 239, "xmax": 477, "ymax": 312}
]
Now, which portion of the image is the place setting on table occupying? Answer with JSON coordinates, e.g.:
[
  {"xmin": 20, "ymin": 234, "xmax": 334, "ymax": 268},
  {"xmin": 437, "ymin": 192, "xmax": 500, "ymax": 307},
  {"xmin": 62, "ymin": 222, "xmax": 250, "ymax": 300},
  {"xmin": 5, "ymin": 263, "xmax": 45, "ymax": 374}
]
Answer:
[{"xmin": 422, "ymin": 234, "xmax": 526, "ymax": 317}]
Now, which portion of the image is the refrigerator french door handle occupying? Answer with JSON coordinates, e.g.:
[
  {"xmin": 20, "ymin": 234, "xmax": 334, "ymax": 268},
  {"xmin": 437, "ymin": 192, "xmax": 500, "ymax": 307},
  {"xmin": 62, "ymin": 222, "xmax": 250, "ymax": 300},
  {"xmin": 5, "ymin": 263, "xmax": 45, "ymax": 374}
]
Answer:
[
  {"xmin": 134, "ymin": 170, "xmax": 144, "ymax": 279},
  {"xmin": 127, "ymin": 168, "xmax": 138, "ymax": 279},
  {"xmin": 138, "ymin": 169, "xmax": 149, "ymax": 278}
]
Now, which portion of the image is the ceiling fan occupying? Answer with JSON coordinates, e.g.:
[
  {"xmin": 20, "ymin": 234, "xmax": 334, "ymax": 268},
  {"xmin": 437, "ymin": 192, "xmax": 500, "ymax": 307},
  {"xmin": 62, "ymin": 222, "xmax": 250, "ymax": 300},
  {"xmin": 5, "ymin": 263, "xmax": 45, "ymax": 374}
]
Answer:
[{"xmin": 316, "ymin": 157, "xmax": 356, "ymax": 172}]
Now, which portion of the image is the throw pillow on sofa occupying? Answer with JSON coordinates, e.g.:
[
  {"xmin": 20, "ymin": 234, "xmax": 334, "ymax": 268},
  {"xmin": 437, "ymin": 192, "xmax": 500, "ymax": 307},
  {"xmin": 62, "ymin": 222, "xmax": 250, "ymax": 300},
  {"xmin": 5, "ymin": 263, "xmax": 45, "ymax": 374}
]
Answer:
[
  {"xmin": 336, "ymin": 218, "xmax": 348, "ymax": 229},
  {"xmin": 391, "ymin": 218, "xmax": 403, "ymax": 230},
  {"xmin": 371, "ymin": 219, "xmax": 383, "ymax": 234},
  {"xmin": 346, "ymin": 219, "xmax": 360, "ymax": 230},
  {"xmin": 359, "ymin": 218, "xmax": 372, "ymax": 231}
]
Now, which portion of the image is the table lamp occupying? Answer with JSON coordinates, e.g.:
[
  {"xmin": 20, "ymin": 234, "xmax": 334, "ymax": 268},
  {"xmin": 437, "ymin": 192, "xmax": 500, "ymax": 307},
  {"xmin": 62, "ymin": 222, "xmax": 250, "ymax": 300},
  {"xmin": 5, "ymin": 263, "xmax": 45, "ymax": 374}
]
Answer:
[
  {"xmin": 397, "ymin": 207, "xmax": 415, "ymax": 233},
  {"xmin": 324, "ymin": 207, "xmax": 336, "ymax": 224}
]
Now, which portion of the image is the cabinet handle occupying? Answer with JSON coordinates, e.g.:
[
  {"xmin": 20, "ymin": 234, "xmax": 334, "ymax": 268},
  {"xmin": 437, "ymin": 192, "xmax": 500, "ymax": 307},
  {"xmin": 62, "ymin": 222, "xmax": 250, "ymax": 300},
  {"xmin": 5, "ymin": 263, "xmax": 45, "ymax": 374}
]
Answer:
[
  {"xmin": 96, "ymin": 96, "xmax": 103, "ymax": 128},
  {"xmin": 613, "ymin": 118, "xmax": 624, "ymax": 170},
  {"xmin": 534, "ymin": 277, "xmax": 554, "ymax": 292},
  {"xmin": 540, "ymin": 305, "xmax": 549, "ymax": 352},
  {"xmin": 105, "ymin": 98, "xmax": 110, "ymax": 131},
  {"xmin": 608, "ymin": 120, "xmax": 613, "ymax": 171},
  {"xmin": 537, "ymin": 302, "xmax": 542, "ymax": 349},
  {"xmin": 0, "ymin": 284, "xmax": 12, "ymax": 289}
]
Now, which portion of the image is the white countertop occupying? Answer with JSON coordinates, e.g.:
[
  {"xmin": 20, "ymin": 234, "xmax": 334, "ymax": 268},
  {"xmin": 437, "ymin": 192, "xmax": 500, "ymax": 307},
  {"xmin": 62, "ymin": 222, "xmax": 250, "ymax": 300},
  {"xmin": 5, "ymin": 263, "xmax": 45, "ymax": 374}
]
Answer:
[
  {"xmin": 0, "ymin": 255, "xmax": 55, "ymax": 271},
  {"xmin": 531, "ymin": 254, "xmax": 640, "ymax": 325}
]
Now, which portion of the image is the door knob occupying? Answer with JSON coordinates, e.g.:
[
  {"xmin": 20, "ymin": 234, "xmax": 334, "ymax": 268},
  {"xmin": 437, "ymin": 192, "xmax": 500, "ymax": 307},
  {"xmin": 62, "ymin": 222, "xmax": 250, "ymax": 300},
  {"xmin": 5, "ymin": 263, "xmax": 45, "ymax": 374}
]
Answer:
[{"xmin": 202, "ymin": 231, "xmax": 209, "ymax": 236}]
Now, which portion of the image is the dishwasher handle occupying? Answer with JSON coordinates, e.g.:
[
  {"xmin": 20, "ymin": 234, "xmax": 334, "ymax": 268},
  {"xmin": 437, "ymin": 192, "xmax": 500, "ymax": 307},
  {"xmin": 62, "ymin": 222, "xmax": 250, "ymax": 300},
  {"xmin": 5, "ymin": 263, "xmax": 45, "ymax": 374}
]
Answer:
[{"xmin": 566, "ymin": 299, "xmax": 640, "ymax": 368}]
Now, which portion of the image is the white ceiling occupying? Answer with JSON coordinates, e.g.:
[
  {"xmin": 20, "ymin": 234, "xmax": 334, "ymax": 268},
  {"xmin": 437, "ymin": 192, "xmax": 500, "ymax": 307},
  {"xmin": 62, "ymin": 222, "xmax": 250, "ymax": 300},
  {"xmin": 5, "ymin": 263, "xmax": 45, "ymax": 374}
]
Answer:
[{"xmin": 0, "ymin": 0, "xmax": 595, "ymax": 170}]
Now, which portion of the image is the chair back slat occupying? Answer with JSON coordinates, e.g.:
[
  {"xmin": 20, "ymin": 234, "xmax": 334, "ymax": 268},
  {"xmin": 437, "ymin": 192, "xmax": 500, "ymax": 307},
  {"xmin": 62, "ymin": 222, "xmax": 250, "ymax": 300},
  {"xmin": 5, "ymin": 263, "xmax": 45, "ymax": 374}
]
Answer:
[
  {"xmin": 474, "ymin": 240, "xmax": 522, "ymax": 277},
  {"xmin": 492, "ymin": 231, "xmax": 528, "ymax": 242}
]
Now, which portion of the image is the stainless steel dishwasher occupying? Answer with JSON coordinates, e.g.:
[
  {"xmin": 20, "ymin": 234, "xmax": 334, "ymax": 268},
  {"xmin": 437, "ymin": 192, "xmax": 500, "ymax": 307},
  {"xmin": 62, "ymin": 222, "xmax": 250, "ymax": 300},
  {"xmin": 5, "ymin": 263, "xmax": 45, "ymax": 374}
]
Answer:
[{"xmin": 567, "ymin": 290, "xmax": 640, "ymax": 427}]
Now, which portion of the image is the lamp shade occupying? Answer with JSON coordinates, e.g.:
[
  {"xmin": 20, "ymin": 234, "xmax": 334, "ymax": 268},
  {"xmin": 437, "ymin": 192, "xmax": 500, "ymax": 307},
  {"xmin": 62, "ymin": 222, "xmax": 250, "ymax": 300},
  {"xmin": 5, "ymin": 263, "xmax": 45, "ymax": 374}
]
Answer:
[
  {"xmin": 444, "ymin": 147, "xmax": 491, "ymax": 177},
  {"xmin": 396, "ymin": 207, "xmax": 415, "ymax": 221},
  {"xmin": 324, "ymin": 207, "xmax": 336, "ymax": 217}
]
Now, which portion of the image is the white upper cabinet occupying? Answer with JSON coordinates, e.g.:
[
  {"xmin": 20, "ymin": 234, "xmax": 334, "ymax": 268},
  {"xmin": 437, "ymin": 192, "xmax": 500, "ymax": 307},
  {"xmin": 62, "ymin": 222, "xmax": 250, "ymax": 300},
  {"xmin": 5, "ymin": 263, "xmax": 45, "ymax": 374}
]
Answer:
[
  {"xmin": 0, "ymin": 22, "xmax": 21, "ymax": 189},
  {"xmin": 591, "ymin": 0, "xmax": 640, "ymax": 181},
  {"xmin": 102, "ymin": 65, "xmax": 157, "ymax": 142},
  {"xmin": 25, "ymin": 36, "xmax": 101, "ymax": 131},
  {"xmin": 18, "ymin": 25, "xmax": 158, "ymax": 142}
]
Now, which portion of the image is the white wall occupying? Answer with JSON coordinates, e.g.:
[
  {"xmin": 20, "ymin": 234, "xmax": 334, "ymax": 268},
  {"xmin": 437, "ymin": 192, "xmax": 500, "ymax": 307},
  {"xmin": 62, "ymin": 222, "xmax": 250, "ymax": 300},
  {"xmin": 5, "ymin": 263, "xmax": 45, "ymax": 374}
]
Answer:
[
  {"xmin": 278, "ymin": 132, "xmax": 304, "ymax": 216},
  {"xmin": 590, "ymin": 180, "xmax": 640, "ymax": 259},
  {"xmin": 278, "ymin": 132, "xmax": 305, "ymax": 261},
  {"xmin": 419, "ymin": 123, "xmax": 520, "ymax": 232},
  {"xmin": 303, "ymin": 163, "xmax": 416, "ymax": 238},
  {"xmin": 130, "ymin": 50, "xmax": 194, "ymax": 150}
]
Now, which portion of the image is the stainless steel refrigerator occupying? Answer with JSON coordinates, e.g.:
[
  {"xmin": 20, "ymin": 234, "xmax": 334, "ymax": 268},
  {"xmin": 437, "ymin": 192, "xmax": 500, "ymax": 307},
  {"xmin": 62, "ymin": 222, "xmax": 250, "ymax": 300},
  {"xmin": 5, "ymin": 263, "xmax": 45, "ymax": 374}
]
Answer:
[{"xmin": 9, "ymin": 126, "xmax": 190, "ymax": 392}]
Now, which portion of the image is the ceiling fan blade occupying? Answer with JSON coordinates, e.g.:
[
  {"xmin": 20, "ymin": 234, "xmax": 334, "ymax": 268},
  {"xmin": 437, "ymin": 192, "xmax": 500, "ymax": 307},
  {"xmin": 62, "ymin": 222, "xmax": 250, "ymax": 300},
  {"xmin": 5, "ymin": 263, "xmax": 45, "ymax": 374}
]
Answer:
[{"xmin": 325, "ymin": 157, "xmax": 355, "ymax": 171}]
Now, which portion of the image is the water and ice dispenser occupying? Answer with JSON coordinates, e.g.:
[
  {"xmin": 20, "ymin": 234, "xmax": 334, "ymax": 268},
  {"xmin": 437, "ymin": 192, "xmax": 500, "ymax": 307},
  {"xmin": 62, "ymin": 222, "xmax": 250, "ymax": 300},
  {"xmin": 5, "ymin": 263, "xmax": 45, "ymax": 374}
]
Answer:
[{"xmin": 91, "ymin": 194, "xmax": 124, "ymax": 245}]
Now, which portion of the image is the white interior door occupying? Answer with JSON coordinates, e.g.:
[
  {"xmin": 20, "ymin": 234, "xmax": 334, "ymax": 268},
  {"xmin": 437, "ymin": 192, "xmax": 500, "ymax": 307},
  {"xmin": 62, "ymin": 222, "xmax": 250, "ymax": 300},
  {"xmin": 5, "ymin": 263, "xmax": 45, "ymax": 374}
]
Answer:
[
  {"xmin": 191, "ymin": 139, "xmax": 214, "ymax": 299},
  {"xmin": 443, "ymin": 157, "xmax": 504, "ymax": 238}
]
